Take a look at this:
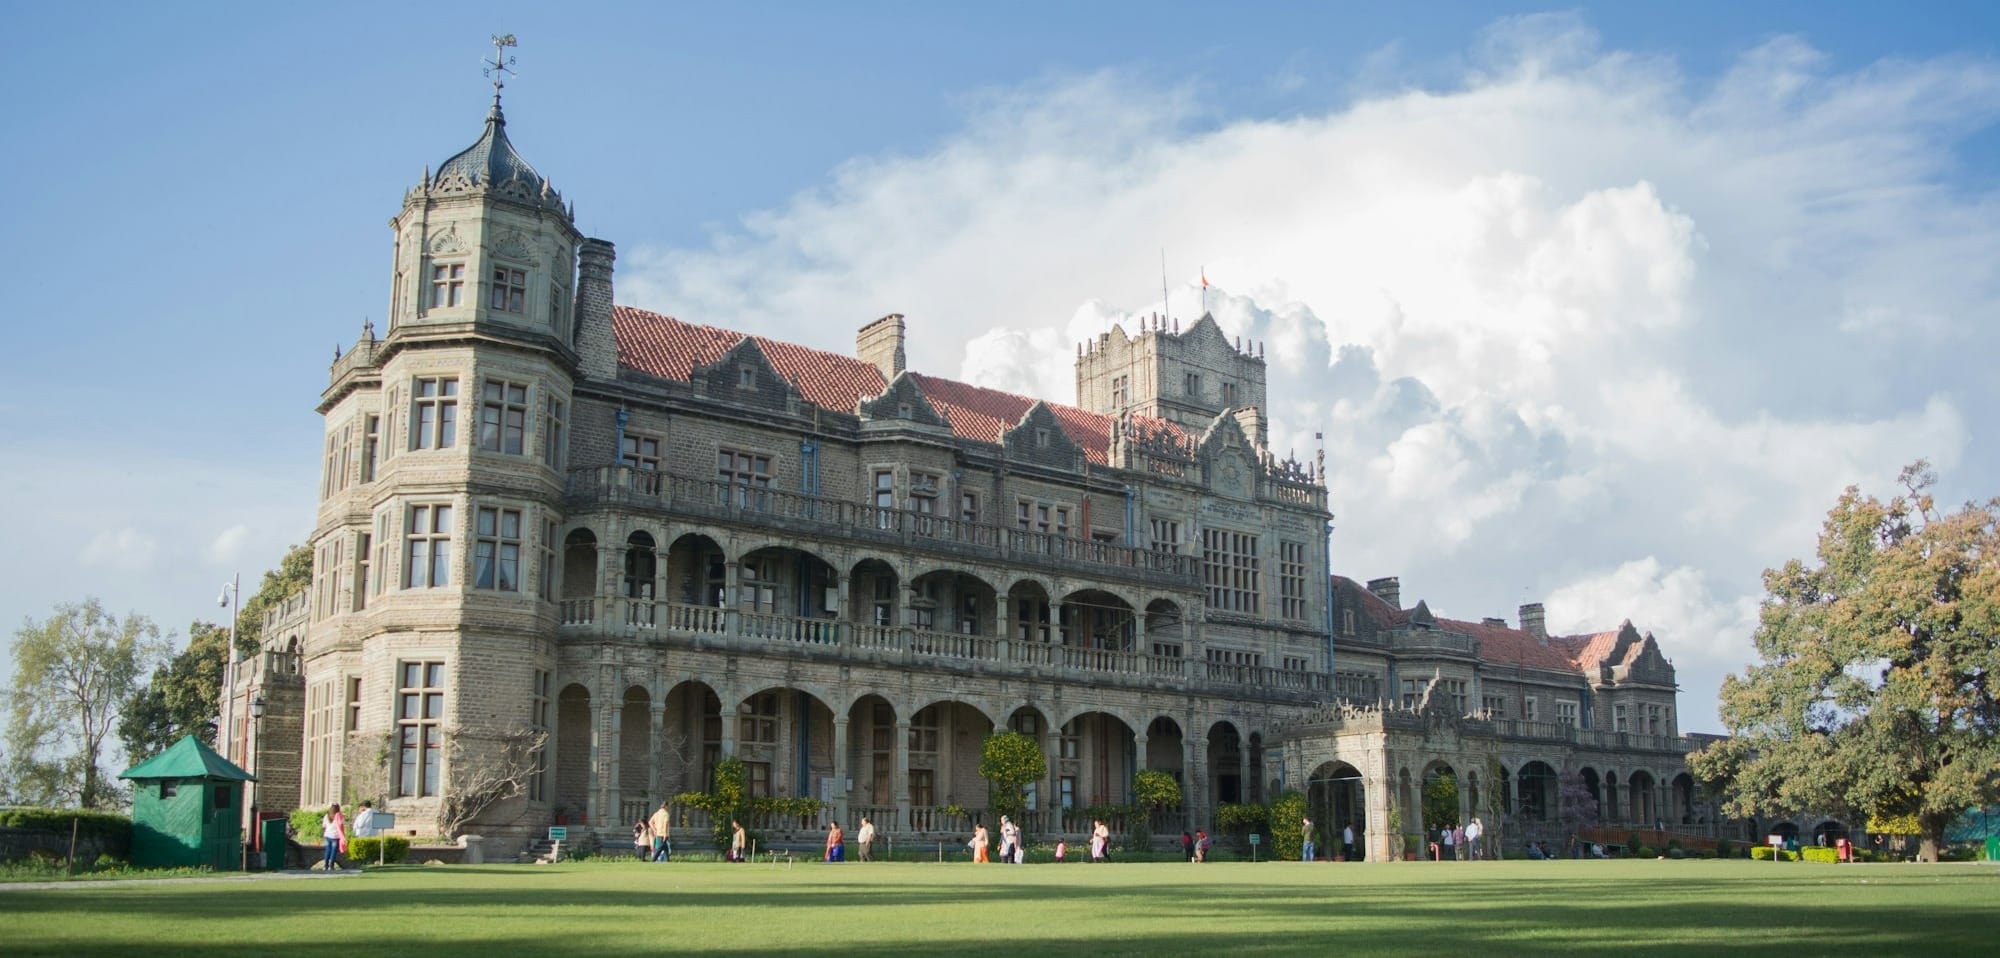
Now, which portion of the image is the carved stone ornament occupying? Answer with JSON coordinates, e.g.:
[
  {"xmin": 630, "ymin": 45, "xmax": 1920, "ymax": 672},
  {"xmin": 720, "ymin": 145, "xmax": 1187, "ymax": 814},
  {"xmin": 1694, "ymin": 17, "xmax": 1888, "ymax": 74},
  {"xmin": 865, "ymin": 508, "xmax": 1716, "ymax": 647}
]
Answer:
[
  {"xmin": 428, "ymin": 227, "xmax": 467, "ymax": 255},
  {"xmin": 493, "ymin": 228, "xmax": 533, "ymax": 261}
]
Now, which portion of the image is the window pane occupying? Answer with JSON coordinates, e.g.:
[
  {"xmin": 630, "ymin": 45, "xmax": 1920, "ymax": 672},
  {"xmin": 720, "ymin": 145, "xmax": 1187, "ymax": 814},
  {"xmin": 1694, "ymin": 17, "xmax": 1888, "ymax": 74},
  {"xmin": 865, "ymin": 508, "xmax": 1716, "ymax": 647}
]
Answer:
[{"xmin": 426, "ymin": 663, "xmax": 445, "ymax": 687}]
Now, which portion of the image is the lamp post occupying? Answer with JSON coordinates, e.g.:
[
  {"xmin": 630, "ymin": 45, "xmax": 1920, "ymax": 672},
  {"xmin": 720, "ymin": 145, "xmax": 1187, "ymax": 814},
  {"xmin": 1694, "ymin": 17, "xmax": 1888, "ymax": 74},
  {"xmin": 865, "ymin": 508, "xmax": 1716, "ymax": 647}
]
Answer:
[
  {"xmin": 217, "ymin": 575, "xmax": 245, "ymax": 865},
  {"xmin": 249, "ymin": 695, "xmax": 267, "ymax": 869}
]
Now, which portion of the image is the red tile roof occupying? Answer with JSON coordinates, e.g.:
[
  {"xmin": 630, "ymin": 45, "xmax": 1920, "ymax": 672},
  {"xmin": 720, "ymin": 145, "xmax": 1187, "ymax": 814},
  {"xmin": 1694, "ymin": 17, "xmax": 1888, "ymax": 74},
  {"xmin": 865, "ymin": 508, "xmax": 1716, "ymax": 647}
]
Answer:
[
  {"xmin": 1333, "ymin": 575, "xmax": 1605, "ymax": 675},
  {"xmin": 613, "ymin": 306, "xmax": 1191, "ymax": 464}
]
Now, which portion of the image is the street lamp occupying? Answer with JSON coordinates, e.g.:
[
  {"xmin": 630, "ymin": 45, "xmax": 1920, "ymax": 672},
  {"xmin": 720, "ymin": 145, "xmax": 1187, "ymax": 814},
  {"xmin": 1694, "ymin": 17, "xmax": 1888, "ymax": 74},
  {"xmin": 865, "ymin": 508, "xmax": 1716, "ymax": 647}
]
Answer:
[
  {"xmin": 250, "ymin": 695, "xmax": 266, "ymax": 869},
  {"xmin": 217, "ymin": 574, "xmax": 246, "ymax": 867}
]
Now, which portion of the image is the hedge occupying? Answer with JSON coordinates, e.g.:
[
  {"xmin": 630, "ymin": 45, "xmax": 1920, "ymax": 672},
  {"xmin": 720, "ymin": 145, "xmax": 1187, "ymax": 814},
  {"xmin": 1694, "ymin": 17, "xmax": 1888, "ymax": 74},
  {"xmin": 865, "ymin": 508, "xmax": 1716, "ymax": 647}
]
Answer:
[
  {"xmin": 1801, "ymin": 846, "xmax": 1840, "ymax": 863},
  {"xmin": 345, "ymin": 836, "xmax": 410, "ymax": 864},
  {"xmin": 0, "ymin": 807, "xmax": 133, "ymax": 848},
  {"xmin": 1750, "ymin": 846, "xmax": 1801, "ymax": 861}
]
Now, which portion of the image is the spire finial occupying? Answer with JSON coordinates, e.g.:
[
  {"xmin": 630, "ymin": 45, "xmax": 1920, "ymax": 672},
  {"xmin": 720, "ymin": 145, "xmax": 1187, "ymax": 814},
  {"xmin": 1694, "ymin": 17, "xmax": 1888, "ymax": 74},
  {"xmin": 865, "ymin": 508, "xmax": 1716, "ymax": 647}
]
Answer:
[{"xmin": 482, "ymin": 34, "xmax": 518, "ymax": 115}]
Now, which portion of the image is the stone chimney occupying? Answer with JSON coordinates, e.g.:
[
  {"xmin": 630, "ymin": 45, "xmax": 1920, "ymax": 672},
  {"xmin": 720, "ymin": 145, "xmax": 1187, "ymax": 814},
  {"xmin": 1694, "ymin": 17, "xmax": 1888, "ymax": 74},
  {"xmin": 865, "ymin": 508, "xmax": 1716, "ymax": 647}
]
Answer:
[
  {"xmin": 1365, "ymin": 576, "xmax": 1400, "ymax": 609},
  {"xmin": 857, "ymin": 313, "xmax": 906, "ymax": 379},
  {"xmin": 1482, "ymin": 617, "xmax": 1506, "ymax": 627},
  {"xmin": 575, "ymin": 238, "xmax": 618, "ymax": 382},
  {"xmin": 1519, "ymin": 602, "xmax": 1547, "ymax": 643}
]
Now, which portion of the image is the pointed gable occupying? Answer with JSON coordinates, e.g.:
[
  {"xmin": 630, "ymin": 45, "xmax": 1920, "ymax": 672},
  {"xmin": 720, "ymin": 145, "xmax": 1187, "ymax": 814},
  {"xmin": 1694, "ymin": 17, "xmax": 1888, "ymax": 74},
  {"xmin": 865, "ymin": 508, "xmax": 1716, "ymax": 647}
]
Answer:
[
  {"xmin": 858, "ymin": 372, "xmax": 948, "ymax": 427},
  {"xmin": 1001, "ymin": 401, "xmax": 1083, "ymax": 469},
  {"xmin": 689, "ymin": 337, "xmax": 799, "ymax": 411},
  {"xmin": 119, "ymin": 735, "xmax": 255, "ymax": 782},
  {"xmin": 1177, "ymin": 313, "xmax": 1232, "ymax": 352}
]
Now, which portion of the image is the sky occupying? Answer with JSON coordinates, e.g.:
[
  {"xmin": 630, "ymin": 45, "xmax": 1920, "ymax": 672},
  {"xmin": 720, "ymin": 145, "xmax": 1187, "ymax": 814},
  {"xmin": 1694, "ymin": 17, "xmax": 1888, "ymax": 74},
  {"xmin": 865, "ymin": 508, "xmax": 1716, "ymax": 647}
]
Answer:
[{"xmin": 3, "ymin": 2, "xmax": 1997, "ymax": 734}]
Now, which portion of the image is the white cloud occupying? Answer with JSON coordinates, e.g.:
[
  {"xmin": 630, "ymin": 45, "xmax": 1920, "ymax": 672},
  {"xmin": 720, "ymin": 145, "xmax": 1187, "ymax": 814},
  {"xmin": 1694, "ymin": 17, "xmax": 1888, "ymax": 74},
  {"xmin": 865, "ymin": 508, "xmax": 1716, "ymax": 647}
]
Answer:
[
  {"xmin": 79, "ymin": 527, "xmax": 159, "ymax": 572},
  {"xmin": 207, "ymin": 524, "xmax": 250, "ymax": 565},
  {"xmin": 620, "ymin": 21, "xmax": 2000, "ymax": 730}
]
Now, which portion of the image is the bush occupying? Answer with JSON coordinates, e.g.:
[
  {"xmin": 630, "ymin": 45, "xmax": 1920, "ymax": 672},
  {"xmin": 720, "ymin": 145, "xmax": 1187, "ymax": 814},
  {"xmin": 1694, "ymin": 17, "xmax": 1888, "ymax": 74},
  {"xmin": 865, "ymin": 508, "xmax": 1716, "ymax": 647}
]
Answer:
[
  {"xmin": 345, "ymin": 836, "xmax": 410, "ymax": 864},
  {"xmin": 1715, "ymin": 838, "xmax": 1734, "ymax": 859},
  {"xmin": 1801, "ymin": 846, "xmax": 1838, "ymax": 863},
  {"xmin": 1751, "ymin": 846, "xmax": 1801, "ymax": 861},
  {"xmin": 0, "ymin": 807, "xmax": 133, "ymax": 849},
  {"xmin": 1267, "ymin": 791, "xmax": 1306, "ymax": 862},
  {"xmin": 290, "ymin": 808, "xmax": 324, "ymax": 842}
]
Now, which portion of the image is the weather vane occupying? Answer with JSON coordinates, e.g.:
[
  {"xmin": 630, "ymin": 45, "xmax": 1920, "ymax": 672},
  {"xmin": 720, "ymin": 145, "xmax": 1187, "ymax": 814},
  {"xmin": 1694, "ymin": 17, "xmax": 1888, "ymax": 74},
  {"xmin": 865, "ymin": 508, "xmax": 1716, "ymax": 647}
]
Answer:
[{"xmin": 483, "ymin": 34, "xmax": 518, "ymax": 100}]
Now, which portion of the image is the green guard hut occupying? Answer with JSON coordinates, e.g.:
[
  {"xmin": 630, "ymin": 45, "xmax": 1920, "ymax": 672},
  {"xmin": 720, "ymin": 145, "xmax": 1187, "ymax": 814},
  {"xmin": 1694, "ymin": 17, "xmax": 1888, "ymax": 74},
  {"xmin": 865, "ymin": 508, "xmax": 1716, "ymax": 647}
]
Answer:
[{"xmin": 119, "ymin": 735, "xmax": 256, "ymax": 870}]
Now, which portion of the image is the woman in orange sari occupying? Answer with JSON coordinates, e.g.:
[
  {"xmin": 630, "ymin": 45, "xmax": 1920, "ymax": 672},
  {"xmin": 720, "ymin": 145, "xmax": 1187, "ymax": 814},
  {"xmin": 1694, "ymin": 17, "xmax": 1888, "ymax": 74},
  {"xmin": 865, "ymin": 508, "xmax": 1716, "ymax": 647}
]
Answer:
[{"xmin": 971, "ymin": 823, "xmax": 990, "ymax": 863}]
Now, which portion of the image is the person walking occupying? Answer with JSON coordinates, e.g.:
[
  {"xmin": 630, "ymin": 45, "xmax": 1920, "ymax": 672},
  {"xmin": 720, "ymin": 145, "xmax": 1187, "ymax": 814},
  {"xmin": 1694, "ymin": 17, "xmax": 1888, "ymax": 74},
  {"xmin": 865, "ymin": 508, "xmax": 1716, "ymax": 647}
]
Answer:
[
  {"xmin": 971, "ymin": 823, "xmax": 990, "ymax": 863},
  {"xmin": 856, "ymin": 816, "xmax": 875, "ymax": 862},
  {"xmin": 1465, "ymin": 818, "xmax": 1483, "ymax": 861},
  {"xmin": 1342, "ymin": 822, "xmax": 1356, "ymax": 861},
  {"xmin": 729, "ymin": 819, "xmax": 747, "ymax": 862},
  {"xmin": 825, "ymin": 820, "xmax": 846, "ymax": 862},
  {"xmin": 1452, "ymin": 823, "xmax": 1466, "ymax": 861},
  {"xmin": 1193, "ymin": 830, "xmax": 1211, "ymax": 863},
  {"xmin": 321, "ymin": 803, "xmax": 347, "ymax": 871},
  {"xmin": 1302, "ymin": 817, "xmax": 1316, "ymax": 862},
  {"xmin": 1440, "ymin": 824, "xmax": 1456, "ymax": 861},
  {"xmin": 632, "ymin": 819, "xmax": 651, "ymax": 860},
  {"xmin": 1091, "ymin": 820, "xmax": 1110, "ymax": 862},
  {"xmin": 648, "ymin": 801, "xmax": 673, "ymax": 862},
  {"xmin": 1182, "ymin": 831, "xmax": 1195, "ymax": 862}
]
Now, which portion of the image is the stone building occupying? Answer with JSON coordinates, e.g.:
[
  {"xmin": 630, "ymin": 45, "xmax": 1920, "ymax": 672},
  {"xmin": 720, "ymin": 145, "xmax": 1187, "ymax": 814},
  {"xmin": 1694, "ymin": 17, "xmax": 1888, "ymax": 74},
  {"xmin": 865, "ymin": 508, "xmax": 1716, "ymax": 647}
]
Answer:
[{"xmin": 271, "ymin": 87, "xmax": 1719, "ymax": 860}]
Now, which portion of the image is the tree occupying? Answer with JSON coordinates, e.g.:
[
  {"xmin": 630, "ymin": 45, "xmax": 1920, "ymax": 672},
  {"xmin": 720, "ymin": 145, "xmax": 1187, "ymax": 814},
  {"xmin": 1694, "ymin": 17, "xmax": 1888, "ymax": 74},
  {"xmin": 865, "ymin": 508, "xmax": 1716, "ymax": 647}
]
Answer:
[
  {"xmin": 434, "ymin": 725, "xmax": 549, "ymax": 837},
  {"xmin": 1556, "ymin": 765, "xmax": 1601, "ymax": 848},
  {"xmin": 6, "ymin": 599, "xmax": 169, "ymax": 808},
  {"xmin": 233, "ymin": 545, "xmax": 312, "ymax": 658},
  {"xmin": 1691, "ymin": 462, "xmax": 2000, "ymax": 862},
  {"xmin": 118, "ymin": 621, "xmax": 228, "ymax": 768},
  {"xmin": 977, "ymin": 730, "xmax": 1047, "ymax": 822},
  {"xmin": 1130, "ymin": 768, "xmax": 1182, "ymax": 850},
  {"xmin": 1423, "ymin": 771, "xmax": 1459, "ymax": 831}
]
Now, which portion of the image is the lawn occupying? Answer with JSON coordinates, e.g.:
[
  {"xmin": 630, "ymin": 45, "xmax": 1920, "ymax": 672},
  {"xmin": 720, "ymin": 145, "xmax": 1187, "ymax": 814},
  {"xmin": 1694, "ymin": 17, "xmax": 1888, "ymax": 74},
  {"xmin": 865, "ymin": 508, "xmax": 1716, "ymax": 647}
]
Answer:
[{"xmin": 1, "ymin": 859, "xmax": 1995, "ymax": 956}]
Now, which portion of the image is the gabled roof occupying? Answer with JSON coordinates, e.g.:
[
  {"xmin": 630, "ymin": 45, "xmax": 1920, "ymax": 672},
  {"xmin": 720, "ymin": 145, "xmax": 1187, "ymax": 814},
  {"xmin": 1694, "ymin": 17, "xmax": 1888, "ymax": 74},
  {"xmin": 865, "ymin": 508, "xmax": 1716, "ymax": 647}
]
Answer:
[
  {"xmin": 612, "ymin": 306, "xmax": 1193, "ymax": 465},
  {"xmin": 1333, "ymin": 574, "xmax": 1605, "ymax": 674},
  {"xmin": 119, "ymin": 735, "xmax": 255, "ymax": 782}
]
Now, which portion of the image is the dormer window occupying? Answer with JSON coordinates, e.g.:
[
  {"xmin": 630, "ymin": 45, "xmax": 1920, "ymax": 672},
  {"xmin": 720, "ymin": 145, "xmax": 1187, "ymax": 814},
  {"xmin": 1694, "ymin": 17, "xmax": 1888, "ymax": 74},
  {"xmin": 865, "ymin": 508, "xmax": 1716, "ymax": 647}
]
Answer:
[
  {"xmin": 430, "ymin": 263, "xmax": 465, "ymax": 308},
  {"xmin": 1034, "ymin": 428, "xmax": 1050, "ymax": 448},
  {"xmin": 738, "ymin": 366, "xmax": 756, "ymax": 389},
  {"xmin": 490, "ymin": 267, "xmax": 527, "ymax": 312}
]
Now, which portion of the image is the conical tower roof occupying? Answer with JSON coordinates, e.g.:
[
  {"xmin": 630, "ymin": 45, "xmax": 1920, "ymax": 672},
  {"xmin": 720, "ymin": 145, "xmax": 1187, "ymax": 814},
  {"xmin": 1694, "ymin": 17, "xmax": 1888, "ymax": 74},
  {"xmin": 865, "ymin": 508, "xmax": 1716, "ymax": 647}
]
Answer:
[{"xmin": 425, "ymin": 97, "xmax": 564, "ymax": 212}]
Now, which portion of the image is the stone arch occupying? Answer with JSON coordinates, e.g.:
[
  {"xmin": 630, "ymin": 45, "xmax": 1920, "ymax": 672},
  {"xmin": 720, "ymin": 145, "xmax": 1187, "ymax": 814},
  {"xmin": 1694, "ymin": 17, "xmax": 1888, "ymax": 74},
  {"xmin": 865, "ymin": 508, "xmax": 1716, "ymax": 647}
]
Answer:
[
  {"xmin": 846, "ymin": 693, "xmax": 899, "ymax": 815},
  {"xmin": 1813, "ymin": 819, "xmax": 1848, "ymax": 847},
  {"xmin": 1672, "ymin": 772, "xmax": 1697, "ymax": 825},
  {"xmin": 906, "ymin": 697, "xmax": 997, "ymax": 823},
  {"xmin": 1059, "ymin": 710, "xmax": 1137, "ymax": 809},
  {"xmin": 1206, "ymin": 720, "xmax": 1245, "ymax": 806},
  {"xmin": 622, "ymin": 530, "xmax": 657, "ymax": 610},
  {"xmin": 1517, "ymin": 760, "xmax": 1559, "ymax": 823},
  {"xmin": 663, "ymin": 532, "xmax": 725, "ymax": 607},
  {"xmin": 660, "ymin": 679, "xmax": 721, "ymax": 795},
  {"xmin": 561, "ymin": 528, "xmax": 598, "ymax": 600},
  {"xmin": 910, "ymin": 568, "xmax": 999, "ymax": 636},
  {"xmin": 1006, "ymin": 579, "xmax": 1054, "ymax": 644},
  {"xmin": 554, "ymin": 683, "xmax": 592, "ymax": 823},
  {"xmin": 618, "ymin": 686, "xmax": 653, "ymax": 820},
  {"xmin": 849, "ymin": 558, "xmax": 902, "ymax": 627},
  {"xmin": 1246, "ymin": 731, "xmax": 1267, "ymax": 805},
  {"xmin": 1143, "ymin": 598, "xmax": 1187, "ymax": 656},
  {"xmin": 734, "ymin": 684, "xmax": 840, "ymax": 800},
  {"xmin": 1308, "ymin": 760, "xmax": 1366, "ymax": 859},
  {"xmin": 1602, "ymin": 770, "xmax": 1621, "ymax": 822},
  {"xmin": 1580, "ymin": 766, "xmax": 1603, "ymax": 812},
  {"xmin": 738, "ymin": 543, "xmax": 839, "ymax": 624},
  {"xmin": 1628, "ymin": 769, "xmax": 1659, "ymax": 826},
  {"xmin": 1059, "ymin": 588, "xmax": 1137, "ymax": 650}
]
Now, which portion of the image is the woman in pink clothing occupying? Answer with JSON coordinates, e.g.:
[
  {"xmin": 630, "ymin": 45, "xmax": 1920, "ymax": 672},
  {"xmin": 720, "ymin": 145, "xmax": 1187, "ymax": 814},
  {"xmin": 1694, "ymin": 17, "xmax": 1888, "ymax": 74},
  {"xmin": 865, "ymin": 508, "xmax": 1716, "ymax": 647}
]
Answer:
[{"xmin": 321, "ymin": 803, "xmax": 347, "ymax": 870}]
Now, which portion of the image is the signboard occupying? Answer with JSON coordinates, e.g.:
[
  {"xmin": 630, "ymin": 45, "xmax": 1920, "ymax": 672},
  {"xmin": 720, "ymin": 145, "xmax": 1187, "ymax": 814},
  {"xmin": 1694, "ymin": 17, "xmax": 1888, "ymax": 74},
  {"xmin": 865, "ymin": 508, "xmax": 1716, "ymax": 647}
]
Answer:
[
  {"xmin": 371, "ymin": 813, "xmax": 396, "ymax": 835},
  {"xmin": 1248, "ymin": 833, "xmax": 1262, "ymax": 845},
  {"xmin": 549, "ymin": 826, "xmax": 569, "ymax": 842}
]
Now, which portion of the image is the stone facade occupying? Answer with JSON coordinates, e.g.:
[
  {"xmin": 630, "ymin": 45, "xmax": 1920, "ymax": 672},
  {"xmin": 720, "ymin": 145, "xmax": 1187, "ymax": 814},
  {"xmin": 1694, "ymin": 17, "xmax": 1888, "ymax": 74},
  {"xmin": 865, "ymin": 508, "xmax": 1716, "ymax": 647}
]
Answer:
[{"xmin": 273, "ymin": 93, "xmax": 1721, "ymax": 859}]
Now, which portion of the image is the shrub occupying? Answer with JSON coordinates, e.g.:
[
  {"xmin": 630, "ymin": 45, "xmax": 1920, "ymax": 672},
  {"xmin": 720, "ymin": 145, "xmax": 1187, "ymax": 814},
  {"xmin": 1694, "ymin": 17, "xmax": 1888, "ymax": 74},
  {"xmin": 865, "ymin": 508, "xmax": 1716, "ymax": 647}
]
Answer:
[
  {"xmin": 1715, "ymin": 838, "xmax": 1733, "ymax": 859},
  {"xmin": 1267, "ymin": 791, "xmax": 1306, "ymax": 862},
  {"xmin": 1214, "ymin": 803, "xmax": 1268, "ymax": 833},
  {"xmin": 0, "ymin": 807, "xmax": 133, "ymax": 849},
  {"xmin": 1751, "ymin": 846, "xmax": 1801, "ymax": 861},
  {"xmin": 290, "ymin": 808, "xmax": 324, "ymax": 843},
  {"xmin": 345, "ymin": 836, "xmax": 411, "ymax": 865},
  {"xmin": 1801, "ymin": 846, "xmax": 1838, "ymax": 863}
]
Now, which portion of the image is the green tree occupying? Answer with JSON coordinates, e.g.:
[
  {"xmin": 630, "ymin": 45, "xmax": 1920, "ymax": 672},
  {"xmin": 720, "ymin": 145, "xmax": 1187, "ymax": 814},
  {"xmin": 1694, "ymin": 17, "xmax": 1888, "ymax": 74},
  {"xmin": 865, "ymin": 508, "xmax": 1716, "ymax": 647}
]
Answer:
[
  {"xmin": 6, "ymin": 599, "xmax": 169, "ymax": 808},
  {"xmin": 117, "ymin": 621, "xmax": 228, "ymax": 767},
  {"xmin": 1423, "ymin": 771, "xmax": 1459, "ymax": 832},
  {"xmin": 1690, "ymin": 462, "xmax": 2000, "ymax": 862},
  {"xmin": 1129, "ymin": 768, "xmax": 1182, "ymax": 850},
  {"xmin": 977, "ymin": 730, "xmax": 1047, "ymax": 822},
  {"xmin": 1268, "ymin": 790, "xmax": 1307, "ymax": 860},
  {"xmin": 233, "ymin": 545, "xmax": 312, "ymax": 657}
]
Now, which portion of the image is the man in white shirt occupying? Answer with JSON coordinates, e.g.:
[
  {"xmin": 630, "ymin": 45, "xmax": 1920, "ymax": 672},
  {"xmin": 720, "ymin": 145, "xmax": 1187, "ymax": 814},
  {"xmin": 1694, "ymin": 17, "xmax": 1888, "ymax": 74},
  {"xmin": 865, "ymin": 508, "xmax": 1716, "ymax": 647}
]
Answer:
[
  {"xmin": 352, "ymin": 801, "xmax": 377, "ymax": 838},
  {"xmin": 1342, "ymin": 822, "xmax": 1356, "ymax": 861},
  {"xmin": 1466, "ymin": 817, "xmax": 1484, "ymax": 861},
  {"xmin": 856, "ymin": 817, "xmax": 876, "ymax": 862}
]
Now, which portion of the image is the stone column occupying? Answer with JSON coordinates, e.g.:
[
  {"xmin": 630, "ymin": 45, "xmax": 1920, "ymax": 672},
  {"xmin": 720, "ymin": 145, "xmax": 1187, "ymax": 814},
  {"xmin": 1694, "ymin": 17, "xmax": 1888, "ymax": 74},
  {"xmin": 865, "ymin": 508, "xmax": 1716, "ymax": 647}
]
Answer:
[
  {"xmin": 723, "ymin": 561, "xmax": 742, "ymax": 635},
  {"xmin": 603, "ymin": 700, "xmax": 623, "ymax": 827},
  {"xmin": 1188, "ymin": 732, "xmax": 1208, "ymax": 830},
  {"xmin": 893, "ymin": 720, "xmax": 912, "ymax": 830},
  {"xmin": 832, "ymin": 717, "xmax": 850, "ymax": 826},
  {"xmin": 718, "ymin": 694, "xmax": 738, "ymax": 759},
  {"xmin": 647, "ymin": 699, "xmax": 666, "ymax": 806}
]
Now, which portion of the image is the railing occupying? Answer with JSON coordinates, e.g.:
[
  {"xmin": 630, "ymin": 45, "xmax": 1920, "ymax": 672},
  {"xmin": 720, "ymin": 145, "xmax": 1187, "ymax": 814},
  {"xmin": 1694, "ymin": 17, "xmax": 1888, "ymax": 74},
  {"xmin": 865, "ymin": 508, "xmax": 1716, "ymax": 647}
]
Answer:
[
  {"xmin": 560, "ymin": 602, "xmax": 1324, "ymax": 698},
  {"xmin": 910, "ymin": 630, "xmax": 998, "ymax": 662},
  {"xmin": 741, "ymin": 610, "xmax": 837, "ymax": 645},
  {"xmin": 665, "ymin": 602, "xmax": 726, "ymax": 634},
  {"xmin": 850, "ymin": 805, "xmax": 898, "ymax": 833},
  {"xmin": 567, "ymin": 465, "xmax": 1201, "ymax": 584},
  {"xmin": 618, "ymin": 799, "xmax": 650, "ymax": 827}
]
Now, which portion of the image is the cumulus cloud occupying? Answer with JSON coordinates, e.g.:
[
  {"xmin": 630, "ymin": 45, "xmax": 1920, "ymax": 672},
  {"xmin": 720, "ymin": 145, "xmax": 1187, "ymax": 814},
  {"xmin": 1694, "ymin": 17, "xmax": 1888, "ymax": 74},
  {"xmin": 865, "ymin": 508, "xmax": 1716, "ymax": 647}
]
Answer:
[
  {"xmin": 207, "ymin": 524, "xmax": 250, "ymax": 565},
  {"xmin": 620, "ymin": 19, "xmax": 2000, "ymax": 729},
  {"xmin": 79, "ymin": 527, "xmax": 159, "ymax": 572}
]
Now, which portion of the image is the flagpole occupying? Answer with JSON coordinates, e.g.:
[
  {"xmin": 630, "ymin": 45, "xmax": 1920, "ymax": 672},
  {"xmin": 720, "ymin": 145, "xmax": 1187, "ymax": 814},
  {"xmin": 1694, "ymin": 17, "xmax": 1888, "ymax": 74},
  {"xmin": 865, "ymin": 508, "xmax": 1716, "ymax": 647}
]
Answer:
[
  {"xmin": 1160, "ymin": 249, "xmax": 1170, "ymax": 328},
  {"xmin": 1201, "ymin": 265, "xmax": 1207, "ymax": 316}
]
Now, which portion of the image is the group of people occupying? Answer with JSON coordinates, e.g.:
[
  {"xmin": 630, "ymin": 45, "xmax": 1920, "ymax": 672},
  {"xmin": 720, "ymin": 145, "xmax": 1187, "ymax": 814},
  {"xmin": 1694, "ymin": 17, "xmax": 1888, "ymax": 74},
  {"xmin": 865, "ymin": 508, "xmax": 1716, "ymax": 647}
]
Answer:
[
  {"xmin": 966, "ymin": 815, "xmax": 1026, "ymax": 863},
  {"xmin": 1181, "ymin": 830, "xmax": 1215, "ymax": 862},
  {"xmin": 1429, "ymin": 818, "xmax": 1486, "ymax": 861},
  {"xmin": 631, "ymin": 802, "xmax": 674, "ymax": 861},
  {"xmin": 314, "ymin": 800, "xmax": 379, "ymax": 870},
  {"xmin": 821, "ymin": 817, "xmax": 875, "ymax": 862}
]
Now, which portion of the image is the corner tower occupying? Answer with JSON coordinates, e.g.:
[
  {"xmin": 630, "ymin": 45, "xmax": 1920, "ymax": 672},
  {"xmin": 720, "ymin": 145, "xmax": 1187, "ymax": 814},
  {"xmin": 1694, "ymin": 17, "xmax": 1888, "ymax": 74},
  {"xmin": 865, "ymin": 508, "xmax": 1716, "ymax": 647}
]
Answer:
[{"xmin": 1074, "ymin": 313, "xmax": 1268, "ymax": 444}]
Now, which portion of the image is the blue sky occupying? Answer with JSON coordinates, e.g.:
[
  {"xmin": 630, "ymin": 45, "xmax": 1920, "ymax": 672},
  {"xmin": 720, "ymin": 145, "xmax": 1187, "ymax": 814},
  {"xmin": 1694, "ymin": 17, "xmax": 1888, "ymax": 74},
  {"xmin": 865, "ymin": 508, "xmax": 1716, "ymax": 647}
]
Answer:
[{"xmin": 3, "ymin": 2, "xmax": 1997, "ymax": 732}]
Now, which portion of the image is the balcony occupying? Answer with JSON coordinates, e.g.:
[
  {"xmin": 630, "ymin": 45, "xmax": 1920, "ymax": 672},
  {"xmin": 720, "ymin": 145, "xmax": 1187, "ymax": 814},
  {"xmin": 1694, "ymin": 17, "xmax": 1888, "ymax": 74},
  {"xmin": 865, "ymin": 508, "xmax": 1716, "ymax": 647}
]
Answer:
[
  {"xmin": 566, "ymin": 466, "xmax": 1201, "ymax": 587},
  {"xmin": 570, "ymin": 600, "xmax": 1328, "ymax": 703}
]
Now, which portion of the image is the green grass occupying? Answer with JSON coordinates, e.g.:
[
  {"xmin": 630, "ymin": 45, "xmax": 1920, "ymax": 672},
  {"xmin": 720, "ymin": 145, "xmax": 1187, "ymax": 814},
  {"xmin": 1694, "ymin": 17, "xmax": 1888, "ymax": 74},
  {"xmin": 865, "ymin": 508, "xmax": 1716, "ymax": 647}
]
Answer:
[{"xmin": 1, "ymin": 859, "xmax": 1995, "ymax": 956}]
